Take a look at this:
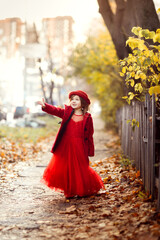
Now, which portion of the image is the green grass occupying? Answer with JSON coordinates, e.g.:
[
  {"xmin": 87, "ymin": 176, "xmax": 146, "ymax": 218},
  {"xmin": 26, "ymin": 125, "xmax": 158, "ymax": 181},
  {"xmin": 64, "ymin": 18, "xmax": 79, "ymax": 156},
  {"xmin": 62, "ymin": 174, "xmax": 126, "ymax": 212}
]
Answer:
[{"xmin": 0, "ymin": 115, "xmax": 60, "ymax": 144}]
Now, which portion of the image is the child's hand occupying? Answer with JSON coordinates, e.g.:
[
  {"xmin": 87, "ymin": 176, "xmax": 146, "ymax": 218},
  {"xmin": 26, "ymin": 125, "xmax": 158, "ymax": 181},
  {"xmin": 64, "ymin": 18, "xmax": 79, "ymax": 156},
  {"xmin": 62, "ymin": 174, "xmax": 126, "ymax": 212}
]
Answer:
[{"xmin": 36, "ymin": 98, "xmax": 45, "ymax": 107}]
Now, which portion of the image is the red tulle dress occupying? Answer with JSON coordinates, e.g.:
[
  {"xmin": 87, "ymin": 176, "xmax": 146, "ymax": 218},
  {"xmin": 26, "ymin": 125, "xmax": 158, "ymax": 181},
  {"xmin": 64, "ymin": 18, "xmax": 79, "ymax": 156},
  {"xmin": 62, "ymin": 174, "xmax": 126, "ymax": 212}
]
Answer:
[{"xmin": 41, "ymin": 114, "xmax": 104, "ymax": 197}]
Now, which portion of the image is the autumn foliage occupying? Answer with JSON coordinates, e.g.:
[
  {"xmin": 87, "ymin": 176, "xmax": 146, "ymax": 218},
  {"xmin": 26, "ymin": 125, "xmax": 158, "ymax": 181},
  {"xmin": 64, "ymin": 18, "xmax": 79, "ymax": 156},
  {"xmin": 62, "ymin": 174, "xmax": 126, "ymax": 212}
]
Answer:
[
  {"xmin": 69, "ymin": 30, "xmax": 124, "ymax": 129},
  {"xmin": 119, "ymin": 27, "xmax": 160, "ymax": 104}
]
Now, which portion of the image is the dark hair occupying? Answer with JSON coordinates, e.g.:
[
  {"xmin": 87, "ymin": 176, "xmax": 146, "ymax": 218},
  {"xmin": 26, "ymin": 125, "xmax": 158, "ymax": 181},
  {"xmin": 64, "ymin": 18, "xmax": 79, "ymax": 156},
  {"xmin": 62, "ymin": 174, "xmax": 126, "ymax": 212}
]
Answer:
[
  {"xmin": 70, "ymin": 95, "xmax": 89, "ymax": 114},
  {"xmin": 80, "ymin": 97, "xmax": 89, "ymax": 114}
]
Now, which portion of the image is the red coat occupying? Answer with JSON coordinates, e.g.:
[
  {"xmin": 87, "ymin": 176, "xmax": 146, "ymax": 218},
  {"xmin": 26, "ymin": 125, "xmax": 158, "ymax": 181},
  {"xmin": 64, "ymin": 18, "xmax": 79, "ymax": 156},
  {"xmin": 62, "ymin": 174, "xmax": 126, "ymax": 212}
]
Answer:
[{"xmin": 42, "ymin": 103, "xmax": 95, "ymax": 157}]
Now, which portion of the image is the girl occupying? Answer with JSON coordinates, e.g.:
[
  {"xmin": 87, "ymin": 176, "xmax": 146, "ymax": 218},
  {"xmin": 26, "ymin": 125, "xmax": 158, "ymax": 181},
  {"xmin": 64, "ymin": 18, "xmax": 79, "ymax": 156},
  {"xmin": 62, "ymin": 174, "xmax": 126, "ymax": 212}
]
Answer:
[{"xmin": 37, "ymin": 90, "xmax": 104, "ymax": 198}]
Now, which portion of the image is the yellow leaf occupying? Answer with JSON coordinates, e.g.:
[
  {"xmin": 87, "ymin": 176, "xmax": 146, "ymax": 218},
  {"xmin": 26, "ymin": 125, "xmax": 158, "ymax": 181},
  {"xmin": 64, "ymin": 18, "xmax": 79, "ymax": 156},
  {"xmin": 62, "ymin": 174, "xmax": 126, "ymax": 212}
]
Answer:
[
  {"xmin": 149, "ymin": 86, "xmax": 160, "ymax": 95},
  {"xmin": 139, "ymin": 29, "xmax": 150, "ymax": 39},
  {"xmin": 128, "ymin": 92, "xmax": 135, "ymax": 100},
  {"xmin": 131, "ymin": 27, "xmax": 142, "ymax": 36},
  {"xmin": 153, "ymin": 33, "xmax": 160, "ymax": 43},
  {"xmin": 138, "ymin": 41, "xmax": 148, "ymax": 51},
  {"xmin": 134, "ymin": 83, "xmax": 143, "ymax": 93},
  {"xmin": 135, "ymin": 74, "xmax": 140, "ymax": 80},
  {"xmin": 122, "ymin": 96, "xmax": 128, "ymax": 99},
  {"xmin": 149, "ymin": 31, "xmax": 155, "ymax": 39},
  {"xmin": 153, "ymin": 55, "xmax": 159, "ymax": 62},
  {"xmin": 157, "ymin": 8, "xmax": 160, "ymax": 14},
  {"xmin": 130, "ymin": 79, "xmax": 135, "ymax": 87},
  {"xmin": 140, "ymin": 73, "xmax": 147, "ymax": 80},
  {"xmin": 122, "ymin": 67, "xmax": 126, "ymax": 74},
  {"xmin": 120, "ymin": 72, "xmax": 125, "ymax": 77}
]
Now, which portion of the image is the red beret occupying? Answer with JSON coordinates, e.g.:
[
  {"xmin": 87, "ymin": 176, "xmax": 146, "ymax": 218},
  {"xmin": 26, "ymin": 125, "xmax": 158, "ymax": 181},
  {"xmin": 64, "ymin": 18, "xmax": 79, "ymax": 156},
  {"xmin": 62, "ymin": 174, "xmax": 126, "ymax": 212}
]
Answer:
[{"xmin": 69, "ymin": 90, "xmax": 91, "ymax": 105}]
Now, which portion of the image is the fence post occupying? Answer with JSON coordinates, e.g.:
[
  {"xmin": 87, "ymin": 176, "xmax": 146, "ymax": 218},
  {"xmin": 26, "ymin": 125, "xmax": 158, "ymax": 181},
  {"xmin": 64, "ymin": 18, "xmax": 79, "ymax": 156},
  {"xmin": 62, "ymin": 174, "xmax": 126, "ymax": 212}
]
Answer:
[
  {"xmin": 140, "ymin": 102, "xmax": 145, "ymax": 181},
  {"xmin": 158, "ymin": 159, "xmax": 160, "ymax": 210},
  {"xmin": 144, "ymin": 94, "xmax": 150, "ymax": 192},
  {"xmin": 151, "ymin": 94, "xmax": 155, "ymax": 200}
]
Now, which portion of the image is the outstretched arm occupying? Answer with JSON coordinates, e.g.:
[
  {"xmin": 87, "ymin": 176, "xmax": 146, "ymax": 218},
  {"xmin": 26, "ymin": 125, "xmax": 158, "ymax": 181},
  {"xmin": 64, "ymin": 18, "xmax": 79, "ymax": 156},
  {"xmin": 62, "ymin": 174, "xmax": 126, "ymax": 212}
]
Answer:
[
  {"xmin": 36, "ymin": 98, "xmax": 64, "ymax": 118},
  {"xmin": 36, "ymin": 98, "xmax": 45, "ymax": 108}
]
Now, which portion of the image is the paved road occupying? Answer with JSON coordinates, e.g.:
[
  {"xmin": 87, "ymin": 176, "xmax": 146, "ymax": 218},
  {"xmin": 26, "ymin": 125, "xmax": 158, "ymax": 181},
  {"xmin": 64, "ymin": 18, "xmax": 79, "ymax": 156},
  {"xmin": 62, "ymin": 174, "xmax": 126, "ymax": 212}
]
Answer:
[{"xmin": 0, "ymin": 116, "xmax": 117, "ymax": 240}]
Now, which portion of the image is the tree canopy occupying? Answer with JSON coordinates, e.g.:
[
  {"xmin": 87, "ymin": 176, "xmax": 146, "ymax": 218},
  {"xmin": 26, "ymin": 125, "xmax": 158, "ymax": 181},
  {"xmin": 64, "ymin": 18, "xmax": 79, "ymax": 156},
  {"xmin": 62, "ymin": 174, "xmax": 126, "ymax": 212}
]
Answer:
[
  {"xmin": 119, "ymin": 27, "xmax": 160, "ymax": 104},
  {"xmin": 69, "ymin": 31, "xmax": 124, "ymax": 128}
]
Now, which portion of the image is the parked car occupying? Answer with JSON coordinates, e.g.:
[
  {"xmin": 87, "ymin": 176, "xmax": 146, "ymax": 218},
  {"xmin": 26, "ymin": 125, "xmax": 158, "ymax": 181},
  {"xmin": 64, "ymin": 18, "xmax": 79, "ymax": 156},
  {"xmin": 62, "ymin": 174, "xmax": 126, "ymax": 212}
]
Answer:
[
  {"xmin": 15, "ymin": 116, "xmax": 46, "ymax": 128},
  {"xmin": 30, "ymin": 104, "xmax": 46, "ymax": 117},
  {"xmin": 14, "ymin": 106, "xmax": 30, "ymax": 119},
  {"xmin": 0, "ymin": 109, "xmax": 7, "ymax": 121}
]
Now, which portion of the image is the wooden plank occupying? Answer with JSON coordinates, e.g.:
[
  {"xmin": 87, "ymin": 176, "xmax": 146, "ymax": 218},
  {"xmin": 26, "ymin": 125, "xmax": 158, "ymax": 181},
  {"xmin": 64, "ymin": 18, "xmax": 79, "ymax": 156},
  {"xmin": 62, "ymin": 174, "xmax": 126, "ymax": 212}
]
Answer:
[
  {"xmin": 146, "ymin": 94, "xmax": 151, "ymax": 194},
  {"xmin": 128, "ymin": 105, "xmax": 131, "ymax": 158},
  {"xmin": 129, "ymin": 104, "xmax": 132, "ymax": 159},
  {"xmin": 151, "ymin": 94, "xmax": 155, "ymax": 199},
  {"xmin": 140, "ymin": 102, "xmax": 145, "ymax": 182},
  {"xmin": 144, "ymin": 95, "xmax": 149, "ymax": 191},
  {"xmin": 125, "ymin": 106, "xmax": 129, "ymax": 157},
  {"xmin": 133, "ymin": 101, "xmax": 137, "ymax": 166},
  {"xmin": 121, "ymin": 107, "xmax": 125, "ymax": 152},
  {"xmin": 122, "ymin": 106, "xmax": 126, "ymax": 155},
  {"xmin": 158, "ymin": 165, "xmax": 160, "ymax": 210},
  {"xmin": 132, "ymin": 102, "xmax": 136, "ymax": 166},
  {"xmin": 144, "ymin": 95, "xmax": 148, "ymax": 190},
  {"xmin": 141, "ymin": 103, "xmax": 144, "ymax": 181},
  {"xmin": 123, "ymin": 106, "xmax": 126, "ymax": 154},
  {"xmin": 143, "ymin": 101, "xmax": 146, "ymax": 184},
  {"xmin": 136, "ymin": 101, "xmax": 140, "ymax": 170},
  {"xmin": 137, "ymin": 101, "xmax": 141, "ymax": 170}
]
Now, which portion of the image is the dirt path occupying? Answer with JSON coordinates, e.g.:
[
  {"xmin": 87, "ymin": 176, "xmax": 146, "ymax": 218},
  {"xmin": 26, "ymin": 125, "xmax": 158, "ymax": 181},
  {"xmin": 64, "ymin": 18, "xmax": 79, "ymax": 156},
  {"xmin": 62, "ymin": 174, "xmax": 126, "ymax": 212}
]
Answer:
[
  {"xmin": 0, "ymin": 117, "xmax": 159, "ymax": 240},
  {"xmin": 0, "ymin": 117, "xmax": 115, "ymax": 240}
]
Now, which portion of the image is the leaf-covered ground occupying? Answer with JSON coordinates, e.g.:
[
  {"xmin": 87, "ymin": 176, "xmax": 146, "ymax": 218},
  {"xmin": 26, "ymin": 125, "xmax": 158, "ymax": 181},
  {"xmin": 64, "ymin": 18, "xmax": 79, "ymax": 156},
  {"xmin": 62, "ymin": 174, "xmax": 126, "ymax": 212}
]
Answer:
[
  {"xmin": 0, "ymin": 138, "xmax": 43, "ymax": 183},
  {"xmin": 0, "ymin": 117, "xmax": 160, "ymax": 240}
]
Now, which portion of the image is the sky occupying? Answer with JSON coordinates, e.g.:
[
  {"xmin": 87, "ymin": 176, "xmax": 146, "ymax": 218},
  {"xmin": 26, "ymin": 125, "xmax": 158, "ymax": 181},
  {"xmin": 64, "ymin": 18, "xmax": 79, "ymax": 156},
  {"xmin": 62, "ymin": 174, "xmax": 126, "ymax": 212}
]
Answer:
[
  {"xmin": 0, "ymin": 0, "xmax": 159, "ymax": 42},
  {"xmin": 0, "ymin": 0, "xmax": 159, "ymax": 21},
  {"xmin": 154, "ymin": 0, "xmax": 160, "ymax": 8},
  {"xmin": 0, "ymin": 0, "xmax": 99, "ymax": 20},
  {"xmin": 0, "ymin": 0, "xmax": 100, "ymax": 42}
]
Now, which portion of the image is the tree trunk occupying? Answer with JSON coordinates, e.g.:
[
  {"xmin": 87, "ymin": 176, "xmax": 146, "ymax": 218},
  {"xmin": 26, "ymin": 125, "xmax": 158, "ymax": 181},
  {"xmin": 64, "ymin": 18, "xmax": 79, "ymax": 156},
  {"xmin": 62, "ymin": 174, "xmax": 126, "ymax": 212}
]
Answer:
[
  {"xmin": 37, "ymin": 58, "xmax": 48, "ymax": 103},
  {"xmin": 33, "ymin": 24, "xmax": 55, "ymax": 104},
  {"xmin": 47, "ymin": 40, "xmax": 54, "ymax": 105},
  {"xmin": 97, "ymin": 0, "xmax": 160, "ymax": 59}
]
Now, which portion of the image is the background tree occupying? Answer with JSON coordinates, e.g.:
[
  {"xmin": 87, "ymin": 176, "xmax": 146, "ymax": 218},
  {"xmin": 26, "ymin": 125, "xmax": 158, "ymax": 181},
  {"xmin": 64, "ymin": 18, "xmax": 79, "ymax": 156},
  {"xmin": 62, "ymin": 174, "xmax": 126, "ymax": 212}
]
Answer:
[
  {"xmin": 69, "ymin": 31, "xmax": 124, "ymax": 128},
  {"xmin": 97, "ymin": 0, "xmax": 160, "ymax": 59},
  {"xmin": 29, "ymin": 23, "xmax": 55, "ymax": 104},
  {"xmin": 37, "ymin": 39, "xmax": 55, "ymax": 105}
]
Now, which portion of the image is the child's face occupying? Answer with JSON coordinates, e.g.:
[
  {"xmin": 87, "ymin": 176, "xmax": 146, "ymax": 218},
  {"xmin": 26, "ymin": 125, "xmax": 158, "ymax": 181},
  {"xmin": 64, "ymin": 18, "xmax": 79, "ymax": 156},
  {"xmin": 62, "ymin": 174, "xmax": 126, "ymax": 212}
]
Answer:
[{"xmin": 70, "ymin": 95, "xmax": 81, "ymax": 110}]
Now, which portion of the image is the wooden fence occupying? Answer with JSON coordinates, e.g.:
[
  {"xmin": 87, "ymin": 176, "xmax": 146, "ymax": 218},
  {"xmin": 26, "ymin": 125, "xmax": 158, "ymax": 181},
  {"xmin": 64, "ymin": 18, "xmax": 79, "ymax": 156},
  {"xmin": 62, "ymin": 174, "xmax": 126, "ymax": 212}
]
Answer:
[{"xmin": 116, "ymin": 94, "xmax": 160, "ymax": 210}]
